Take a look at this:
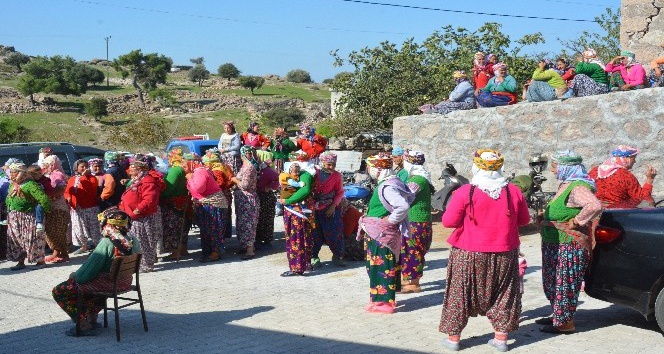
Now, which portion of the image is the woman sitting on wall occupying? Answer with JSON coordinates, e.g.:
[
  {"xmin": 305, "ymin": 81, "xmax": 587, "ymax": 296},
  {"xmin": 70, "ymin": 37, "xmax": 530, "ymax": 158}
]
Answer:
[
  {"xmin": 419, "ymin": 70, "xmax": 476, "ymax": 114},
  {"xmin": 476, "ymin": 63, "xmax": 518, "ymax": 107},
  {"xmin": 569, "ymin": 48, "xmax": 609, "ymax": 97},
  {"xmin": 525, "ymin": 60, "xmax": 570, "ymax": 102},
  {"xmin": 606, "ymin": 51, "xmax": 648, "ymax": 91}
]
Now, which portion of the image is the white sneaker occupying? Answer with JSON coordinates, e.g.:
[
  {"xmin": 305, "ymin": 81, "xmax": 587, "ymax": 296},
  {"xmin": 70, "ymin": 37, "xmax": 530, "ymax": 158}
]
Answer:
[
  {"xmin": 0, "ymin": 220, "xmax": 7, "ymax": 226},
  {"xmin": 36, "ymin": 223, "xmax": 44, "ymax": 231}
]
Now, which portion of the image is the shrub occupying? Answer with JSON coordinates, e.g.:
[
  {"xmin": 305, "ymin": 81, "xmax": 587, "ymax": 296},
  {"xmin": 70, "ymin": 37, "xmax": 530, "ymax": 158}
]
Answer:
[
  {"xmin": 262, "ymin": 107, "xmax": 306, "ymax": 130},
  {"xmin": 286, "ymin": 69, "xmax": 312, "ymax": 83},
  {"xmin": 217, "ymin": 63, "xmax": 241, "ymax": 81},
  {"xmin": 313, "ymin": 119, "xmax": 338, "ymax": 138},
  {"xmin": 0, "ymin": 118, "xmax": 29, "ymax": 143},
  {"xmin": 85, "ymin": 97, "xmax": 109, "ymax": 120},
  {"xmin": 110, "ymin": 115, "xmax": 169, "ymax": 149}
]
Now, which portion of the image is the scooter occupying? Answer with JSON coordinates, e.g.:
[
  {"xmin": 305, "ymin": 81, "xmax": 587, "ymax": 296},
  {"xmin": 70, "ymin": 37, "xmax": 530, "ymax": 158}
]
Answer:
[
  {"xmin": 343, "ymin": 171, "xmax": 372, "ymax": 212},
  {"xmin": 510, "ymin": 153, "xmax": 555, "ymax": 222},
  {"xmin": 431, "ymin": 162, "xmax": 469, "ymax": 214}
]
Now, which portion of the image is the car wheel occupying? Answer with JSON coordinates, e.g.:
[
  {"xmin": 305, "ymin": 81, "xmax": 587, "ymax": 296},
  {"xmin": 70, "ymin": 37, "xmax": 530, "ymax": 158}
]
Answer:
[{"xmin": 655, "ymin": 287, "xmax": 664, "ymax": 333}]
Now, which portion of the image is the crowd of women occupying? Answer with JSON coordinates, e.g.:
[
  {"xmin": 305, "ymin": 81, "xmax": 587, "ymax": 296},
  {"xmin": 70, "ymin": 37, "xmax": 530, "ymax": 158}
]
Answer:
[{"xmin": 420, "ymin": 45, "xmax": 664, "ymax": 115}]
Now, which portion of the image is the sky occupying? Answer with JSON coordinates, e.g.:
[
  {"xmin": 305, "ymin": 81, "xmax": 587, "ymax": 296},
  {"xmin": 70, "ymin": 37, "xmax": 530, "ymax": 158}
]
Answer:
[{"xmin": 1, "ymin": 0, "xmax": 620, "ymax": 82}]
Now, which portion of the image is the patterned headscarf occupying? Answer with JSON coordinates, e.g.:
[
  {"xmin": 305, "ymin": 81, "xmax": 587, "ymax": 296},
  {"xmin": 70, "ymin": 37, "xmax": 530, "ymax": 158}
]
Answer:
[
  {"xmin": 98, "ymin": 207, "xmax": 134, "ymax": 256},
  {"xmin": 473, "ymin": 149, "xmax": 504, "ymax": 171},
  {"xmin": 453, "ymin": 70, "xmax": 468, "ymax": 84},
  {"xmin": 88, "ymin": 158, "xmax": 103, "ymax": 167},
  {"xmin": 8, "ymin": 162, "xmax": 30, "ymax": 196},
  {"xmin": 247, "ymin": 121, "xmax": 260, "ymax": 134},
  {"xmin": 471, "ymin": 149, "xmax": 508, "ymax": 199},
  {"xmin": 596, "ymin": 145, "xmax": 640, "ymax": 178},
  {"xmin": 39, "ymin": 147, "xmax": 54, "ymax": 155},
  {"xmin": 319, "ymin": 151, "xmax": 337, "ymax": 164},
  {"xmin": 223, "ymin": 121, "xmax": 236, "ymax": 133},
  {"xmin": 621, "ymin": 50, "xmax": 637, "ymax": 66},
  {"xmin": 403, "ymin": 150, "xmax": 431, "ymax": 183},
  {"xmin": 104, "ymin": 151, "xmax": 121, "ymax": 168},
  {"xmin": 391, "ymin": 145, "xmax": 404, "ymax": 156},
  {"xmin": 130, "ymin": 154, "xmax": 149, "ymax": 170},
  {"xmin": 404, "ymin": 150, "xmax": 425, "ymax": 165},
  {"xmin": 183, "ymin": 152, "xmax": 202, "ymax": 172},
  {"xmin": 202, "ymin": 150, "xmax": 221, "ymax": 164},
  {"xmin": 299, "ymin": 123, "xmax": 316, "ymax": 141},
  {"xmin": 240, "ymin": 145, "xmax": 260, "ymax": 169},
  {"xmin": 4, "ymin": 158, "xmax": 23, "ymax": 167},
  {"xmin": 168, "ymin": 148, "xmax": 184, "ymax": 167},
  {"xmin": 474, "ymin": 52, "xmax": 485, "ymax": 67},
  {"xmin": 492, "ymin": 62, "xmax": 507, "ymax": 75},
  {"xmin": 582, "ymin": 48, "xmax": 605, "ymax": 69},
  {"xmin": 551, "ymin": 150, "xmax": 596, "ymax": 190},
  {"xmin": 8, "ymin": 162, "xmax": 28, "ymax": 173},
  {"xmin": 42, "ymin": 155, "xmax": 65, "ymax": 174}
]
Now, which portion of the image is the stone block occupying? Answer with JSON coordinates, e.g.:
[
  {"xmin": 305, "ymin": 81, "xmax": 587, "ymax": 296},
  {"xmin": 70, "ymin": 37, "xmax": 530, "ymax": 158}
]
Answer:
[{"xmin": 624, "ymin": 119, "xmax": 652, "ymax": 139}]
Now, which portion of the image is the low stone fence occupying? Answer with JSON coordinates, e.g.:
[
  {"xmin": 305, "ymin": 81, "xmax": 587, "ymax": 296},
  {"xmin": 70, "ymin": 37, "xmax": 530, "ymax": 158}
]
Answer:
[{"xmin": 393, "ymin": 88, "xmax": 664, "ymax": 194}]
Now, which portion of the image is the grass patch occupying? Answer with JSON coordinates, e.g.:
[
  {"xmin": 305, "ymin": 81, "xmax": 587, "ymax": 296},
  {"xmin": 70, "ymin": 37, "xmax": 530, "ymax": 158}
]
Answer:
[{"xmin": 217, "ymin": 84, "xmax": 330, "ymax": 102}]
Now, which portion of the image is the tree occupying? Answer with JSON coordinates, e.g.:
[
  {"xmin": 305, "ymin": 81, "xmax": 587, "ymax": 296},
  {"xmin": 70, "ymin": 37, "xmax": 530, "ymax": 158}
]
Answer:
[
  {"xmin": 16, "ymin": 55, "xmax": 90, "ymax": 105},
  {"xmin": 85, "ymin": 97, "xmax": 109, "ymax": 120},
  {"xmin": 558, "ymin": 8, "xmax": 620, "ymax": 63},
  {"xmin": 190, "ymin": 57, "xmax": 204, "ymax": 65},
  {"xmin": 69, "ymin": 64, "xmax": 105, "ymax": 88},
  {"xmin": 4, "ymin": 52, "xmax": 30, "ymax": 72},
  {"xmin": 148, "ymin": 88, "xmax": 177, "ymax": 107},
  {"xmin": 238, "ymin": 76, "xmax": 265, "ymax": 94},
  {"xmin": 286, "ymin": 69, "xmax": 312, "ymax": 83},
  {"xmin": 112, "ymin": 49, "xmax": 173, "ymax": 108},
  {"xmin": 330, "ymin": 22, "xmax": 543, "ymax": 135},
  {"xmin": 188, "ymin": 64, "xmax": 210, "ymax": 87},
  {"xmin": 262, "ymin": 107, "xmax": 306, "ymax": 130},
  {"xmin": 217, "ymin": 63, "xmax": 241, "ymax": 81},
  {"xmin": 0, "ymin": 118, "xmax": 29, "ymax": 143}
]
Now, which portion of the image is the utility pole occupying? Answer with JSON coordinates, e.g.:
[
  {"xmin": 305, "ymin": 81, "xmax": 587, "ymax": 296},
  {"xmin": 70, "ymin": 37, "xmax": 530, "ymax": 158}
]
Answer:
[{"xmin": 105, "ymin": 36, "xmax": 111, "ymax": 87}]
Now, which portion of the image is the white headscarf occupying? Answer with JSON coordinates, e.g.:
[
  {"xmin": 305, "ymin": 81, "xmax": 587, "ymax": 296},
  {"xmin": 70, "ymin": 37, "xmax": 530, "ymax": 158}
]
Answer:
[
  {"xmin": 403, "ymin": 161, "xmax": 432, "ymax": 184},
  {"xmin": 470, "ymin": 151, "xmax": 508, "ymax": 200}
]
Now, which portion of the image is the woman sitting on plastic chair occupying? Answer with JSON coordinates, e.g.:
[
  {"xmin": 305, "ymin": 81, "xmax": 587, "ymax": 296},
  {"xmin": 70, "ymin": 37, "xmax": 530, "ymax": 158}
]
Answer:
[{"xmin": 52, "ymin": 207, "xmax": 141, "ymax": 337}]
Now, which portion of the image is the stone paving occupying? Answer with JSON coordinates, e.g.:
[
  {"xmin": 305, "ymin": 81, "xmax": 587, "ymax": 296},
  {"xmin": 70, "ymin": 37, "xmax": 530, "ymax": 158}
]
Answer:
[{"xmin": 1, "ymin": 218, "xmax": 662, "ymax": 354}]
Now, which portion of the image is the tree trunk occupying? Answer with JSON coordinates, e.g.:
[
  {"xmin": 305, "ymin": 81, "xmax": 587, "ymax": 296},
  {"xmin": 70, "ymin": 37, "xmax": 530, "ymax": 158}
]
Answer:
[
  {"xmin": 132, "ymin": 75, "xmax": 145, "ymax": 108},
  {"xmin": 27, "ymin": 94, "xmax": 34, "ymax": 107}
]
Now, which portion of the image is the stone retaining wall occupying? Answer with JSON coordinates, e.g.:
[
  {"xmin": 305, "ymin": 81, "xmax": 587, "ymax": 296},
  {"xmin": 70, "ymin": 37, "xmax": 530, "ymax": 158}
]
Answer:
[{"xmin": 392, "ymin": 88, "xmax": 664, "ymax": 194}]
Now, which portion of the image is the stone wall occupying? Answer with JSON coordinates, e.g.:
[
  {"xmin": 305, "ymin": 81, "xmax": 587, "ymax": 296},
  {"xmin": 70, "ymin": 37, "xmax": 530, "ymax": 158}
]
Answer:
[
  {"xmin": 622, "ymin": 0, "xmax": 664, "ymax": 65},
  {"xmin": 392, "ymin": 88, "xmax": 664, "ymax": 195}
]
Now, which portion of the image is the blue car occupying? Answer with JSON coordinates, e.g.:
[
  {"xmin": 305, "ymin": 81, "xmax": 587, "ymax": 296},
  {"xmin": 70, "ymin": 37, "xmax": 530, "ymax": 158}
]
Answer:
[{"xmin": 165, "ymin": 136, "xmax": 220, "ymax": 157}]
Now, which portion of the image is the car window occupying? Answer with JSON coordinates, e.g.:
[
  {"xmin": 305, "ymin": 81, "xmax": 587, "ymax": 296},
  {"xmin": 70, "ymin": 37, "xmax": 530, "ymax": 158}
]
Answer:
[
  {"xmin": 54, "ymin": 152, "xmax": 73, "ymax": 176},
  {"xmin": 0, "ymin": 154, "xmax": 30, "ymax": 167}
]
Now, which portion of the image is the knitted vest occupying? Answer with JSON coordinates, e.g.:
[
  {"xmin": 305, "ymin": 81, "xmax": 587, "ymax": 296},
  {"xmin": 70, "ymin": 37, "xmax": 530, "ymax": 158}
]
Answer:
[
  {"xmin": 541, "ymin": 180, "xmax": 592, "ymax": 244},
  {"xmin": 366, "ymin": 181, "xmax": 389, "ymax": 218},
  {"xmin": 407, "ymin": 175, "xmax": 431, "ymax": 222}
]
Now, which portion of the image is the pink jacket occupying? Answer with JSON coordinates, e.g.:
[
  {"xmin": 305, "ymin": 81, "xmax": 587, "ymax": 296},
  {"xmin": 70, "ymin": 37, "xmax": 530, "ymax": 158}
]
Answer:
[
  {"xmin": 442, "ymin": 183, "xmax": 530, "ymax": 252},
  {"xmin": 313, "ymin": 169, "xmax": 344, "ymax": 209},
  {"xmin": 187, "ymin": 167, "xmax": 221, "ymax": 200},
  {"xmin": 605, "ymin": 62, "xmax": 647, "ymax": 86}
]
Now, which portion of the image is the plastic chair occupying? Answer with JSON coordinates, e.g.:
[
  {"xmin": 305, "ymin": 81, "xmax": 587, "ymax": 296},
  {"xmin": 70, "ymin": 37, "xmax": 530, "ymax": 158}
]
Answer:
[{"xmin": 76, "ymin": 253, "xmax": 148, "ymax": 341}]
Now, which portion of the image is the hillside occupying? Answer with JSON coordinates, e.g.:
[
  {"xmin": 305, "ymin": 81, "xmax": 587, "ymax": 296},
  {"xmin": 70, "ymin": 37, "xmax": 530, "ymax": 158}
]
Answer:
[{"xmin": 0, "ymin": 57, "xmax": 332, "ymax": 151}]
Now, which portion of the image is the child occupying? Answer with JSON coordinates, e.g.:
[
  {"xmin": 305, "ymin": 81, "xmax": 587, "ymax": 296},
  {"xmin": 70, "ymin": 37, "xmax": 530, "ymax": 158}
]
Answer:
[
  {"xmin": 518, "ymin": 251, "xmax": 528, "ymax": 294},
  {"xmin": 27, "ymin": 165, "xmax": 48, "ymax": 231},
  {"xmin": 276, "ymin": 162, "xmax": 308, "ymax": 216}
]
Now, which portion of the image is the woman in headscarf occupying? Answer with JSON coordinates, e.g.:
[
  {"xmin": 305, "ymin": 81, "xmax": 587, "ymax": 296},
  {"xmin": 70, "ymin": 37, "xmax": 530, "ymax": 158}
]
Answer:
[
  {"xmin": 537, "ymin": 150, "xmax": 602, "ymax": 334},
  {"xmin": 231, "ymin": 145, "xmax": 260, "ymax": 260},
  {"xmin": 88, "ymin": 158, "xmax": 105, "ymax": 193},
  {"xmin": 255, "ymin": 157, "xmax": 279, "ymax": 247},
  {"xmin": 270, "ymin": 127, "xmax": 296, "ymax": 173},
  {"xmin": 241, "ymin": 121, "xmax": 271, "ymax": 150},
  {"xmin": 606, "ymin": 50, "xmax": 648, "ymax": 91},
  {"xmin": 419, "ymin": 71, "xmax": 476, "ymax": 114},
  {"xmin": 439, "ymin": 150, "xmax": 529, "ymax": 352},
  {"xmin": 588, "ymin": 145, "xmax": 657, "ymax": 208},
  {"xmin": 5, "ymin": 162, "xmax": 51, "ymax": 270},
  {"xmin": 296, "ymin": 123, "xmax": 328, "ymax": 165},
  {"xmin": 400, "ymin": 150, "xmax": 433, "ymax": 293},
  {"xmin": 525, "ymin": 59, "xmax": 570, "ymax": 102},
  {"xmin": 310, "ymin": 152, "xmax": 345, "ymax": 268},
  {"xmin": 52, "ymin": 207, "xmax": 140, "ymax": 336},
  {"xmin": 218, "ymin": 121, "xmax": 242, "ymax": 175},
  {"xmin": 160, "ymin": 148, "xmax": 190, "ymax": 261},
  {"xmin": 99, "ymin": 151, "xmax": 128, "ymax": 212},
  {"xmin": 202, "ymin": 149, "xmax": 234, "ymax": 240},
  {"xmin": 65, "ymin": 159, "xmax": 102, "ymax": 254},
  {"xmin": 569, "ymin": 48, "xmax": 609, "ymax": 97},
  {"xmin": 277, "ymin": 162, "xmax": 316, "ymax": 276},
  {"xmin": 472, "ymin": 52, "xmax": 497, "ymax": 93},
  {"xmin": 358, "ymin": 158, "xmax": 416, "ymax": 314},
  {"xmin": 476, "ymin": 62, "xmax": 518, "ymax": 107},
  {"xmin": 40, "ymin": 155, "xmax": 71, "ymax": 262},
  {"xmin": 118, "ymin": 155, "xmax": 162, "ymax": 273},
  {"xmin": 188, "ymin": 150, "xmax": 228, "ymax": 263}
]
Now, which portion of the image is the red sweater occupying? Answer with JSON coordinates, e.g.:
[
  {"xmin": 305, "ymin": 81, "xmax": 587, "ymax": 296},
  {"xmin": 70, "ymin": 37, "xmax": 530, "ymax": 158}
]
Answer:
[
  {"xmin": 589, "ymin": 166, "xmax": 653, "ymax": 207},
  {"xmin": 64, "ymin": 175, "xmax": 99, "ymax": 209},
  {"xmin": 297, "ymin": 134, "xmax": 328, "ymax": 159},
  {"xmin": 118, "ymin": 173, "xmax": 161, "ymax": 219}
]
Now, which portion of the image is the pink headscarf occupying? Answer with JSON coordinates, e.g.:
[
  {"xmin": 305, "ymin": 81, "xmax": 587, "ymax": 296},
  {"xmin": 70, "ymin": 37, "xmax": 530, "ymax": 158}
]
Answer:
[{"xmin": 596, "ymin": 145, "xmax": 640, "ymax": 178}]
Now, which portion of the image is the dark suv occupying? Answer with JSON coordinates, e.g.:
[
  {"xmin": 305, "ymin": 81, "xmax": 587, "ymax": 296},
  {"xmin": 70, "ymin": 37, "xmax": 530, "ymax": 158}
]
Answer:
[{"xmin": 0, "ymin": 142, "xmax": 106, "ymax": 175}]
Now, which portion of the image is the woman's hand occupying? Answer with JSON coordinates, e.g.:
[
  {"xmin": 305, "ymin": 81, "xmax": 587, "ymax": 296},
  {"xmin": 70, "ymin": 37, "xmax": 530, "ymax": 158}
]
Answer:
[
  {"xmin": 120, "ymin": 179, "xmax": 129, "ymax": 186},
  {"xmin": 277, "ymin": 198, "xmax": 286, "ymax": 205},
  {"xmin": 325, "ymin": 204, "xmax": 336, "ymax": 217},
  {"xmin": 567, "ymin": 218, "xmax": 579, "ymax": 229}
]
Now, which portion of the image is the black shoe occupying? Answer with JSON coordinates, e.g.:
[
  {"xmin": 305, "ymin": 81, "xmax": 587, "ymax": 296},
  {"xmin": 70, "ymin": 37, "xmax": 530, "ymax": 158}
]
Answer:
[
  {"xmin": 235, "ymin": 249, "xmax": 247, "ymax": 255},
  {"xmin": 539, "ymin": 325, "xmax": 575, "ymax": 334},
  {"xmin": 535, "ymin": 317, "xmax": 553, "ymax": 325},
  {"xmin": 280, "ymin": 271, "xmax": 303, "ymax": 277}
]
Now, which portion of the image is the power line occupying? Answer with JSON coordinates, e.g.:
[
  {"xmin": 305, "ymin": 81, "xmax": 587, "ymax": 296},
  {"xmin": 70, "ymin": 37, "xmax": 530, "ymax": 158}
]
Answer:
[{"xmin": 338, "ymin": 0, "xmax": 613, "ymax": 23}]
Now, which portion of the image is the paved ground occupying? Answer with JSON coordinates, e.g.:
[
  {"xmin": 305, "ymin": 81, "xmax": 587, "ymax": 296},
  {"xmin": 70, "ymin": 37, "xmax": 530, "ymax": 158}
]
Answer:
[{"xmin": 1, "ymin": 217, "xmax": 663, "ymax": 354}]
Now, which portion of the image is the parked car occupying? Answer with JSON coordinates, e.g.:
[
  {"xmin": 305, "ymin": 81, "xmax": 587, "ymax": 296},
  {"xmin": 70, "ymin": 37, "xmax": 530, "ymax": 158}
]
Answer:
[
  {"xmin": 165, "ymin": 135, "xmax": 219, "ymax": 156},
  {"xmin": 0, "ymin": 142, "xmax": 105, "ymax": 176},
  {"xmin": 585, "ymin": 205, "xmax": 664, "ymax": 332}
]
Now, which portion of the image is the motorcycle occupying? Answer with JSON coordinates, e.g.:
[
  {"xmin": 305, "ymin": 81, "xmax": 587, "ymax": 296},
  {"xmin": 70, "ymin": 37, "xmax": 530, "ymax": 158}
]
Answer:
[
  {"xmin": 342, "ymin": 171, "xmax": 373, "ymax": 212},
  {"xmin": 431, "ymin": 162, "xmax": 469, "ymax": 215},
  {"xmin": 510, "ymin": 153, "xmax": 555, "ymax": 222}
]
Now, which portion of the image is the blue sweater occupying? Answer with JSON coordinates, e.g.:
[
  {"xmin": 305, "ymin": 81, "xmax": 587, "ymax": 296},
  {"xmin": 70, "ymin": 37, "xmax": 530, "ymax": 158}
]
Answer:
[{"xmin": 449, "ymin": 81, "xmax": 475, "ymax": 103}]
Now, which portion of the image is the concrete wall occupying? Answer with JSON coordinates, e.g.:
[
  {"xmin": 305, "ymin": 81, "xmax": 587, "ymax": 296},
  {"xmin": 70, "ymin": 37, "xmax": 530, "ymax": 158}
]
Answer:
[
  {"xmin": 392, "ymin": 88, "xmax": 664, "ymax": 196},
  {"xmin": 622, "ymin": 0, "xmax": 664, "ymax": 66}
]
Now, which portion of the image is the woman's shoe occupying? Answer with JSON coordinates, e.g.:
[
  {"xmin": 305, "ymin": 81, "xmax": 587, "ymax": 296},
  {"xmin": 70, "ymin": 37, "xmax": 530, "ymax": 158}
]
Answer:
[
  {"xmin": 442, "ymin": 339, "xmax": 460, "ymax": 352},
  {"xmin": 539, "ymin": 324, "xmax": 575, "ymax": 334},
  {"xmin": 65, "ymin": 326, "xmax": 96, "ymax": 337},
  {"xmin": 33, "ymin": 262, "xmax": 46, "ymax": 269},
  {"xmin": 280, "ymin": 271, "xmax": 303, "ymax": 277},
  {"xmin": 399, "ymin": 284, "xmax": 422, "ymax": 294},
  {"xmin": 487, "ymin": 339, "xmax": 508, "ymax": 352},
  {"xmin": 534, "ymin": 317, "xmax": 554, "ymax": 325},
  {"xmin": 10, "ymin": 263, "xmax": 26, "ymax": 271},
  {"xmin": 366, "ymin": 302, "xmax": 394, "ymax": 314}
]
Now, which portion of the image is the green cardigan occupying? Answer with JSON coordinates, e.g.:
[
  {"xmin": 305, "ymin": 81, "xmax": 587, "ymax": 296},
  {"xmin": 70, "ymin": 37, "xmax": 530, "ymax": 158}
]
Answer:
[
  {"xmin": 5, "ymin": 180, "xmax": 51, "ymax": 213},
  {"xmin": 285, "ymin": 171, "xmax": 314, "ymax": 205},
  {"xmin": 75, "ymin": 236, "xmax": 141, "ymax": 284},
  {"xmin": 271, "ymin": 137, "xmax": 297, "ymax": 160}
]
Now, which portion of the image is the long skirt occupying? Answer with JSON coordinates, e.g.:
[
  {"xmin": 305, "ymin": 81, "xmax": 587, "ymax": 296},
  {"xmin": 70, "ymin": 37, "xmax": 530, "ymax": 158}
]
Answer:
[
  {"xmin": 256, "ymin": 191, "xmax": 277, "ymax": 244},
  {"xmin": 401, "ymin": 221, "xmax": 433, "ymax": 282},
  {"xmin": 476, "ymin": 92, "xmax": 513, "ymax": 107},
  {"xmin": 274, "ymin": 159, "xmax": 286, "ymax": 174},
  {"xmin": 439, "ymin": 248, "xmax": 521, "ymax": 335},
  {"xmin": 526, "ymin": 81, "xmax": 557, "ymax": 102},
  {"xmin": 432, "ymin": 100, "xmax": 476, "ymax": 115},
  {"xmin": 130, "ymin": 210, "xmax": 162, "ymax": 272},
  {"xmin": 70, "ymin": 206, "xmax": 101, "ymax": 247},
  {"xmin": 312, "ymin": 208, "xmax": 344, "ymax": 258},
  {"xmin": 541, "ymin": 241, "xmax": 590, "ymax": 327},
  {"xmin": 570, "ymin": 74, "xmax": 609, "ymax": 97},
  {"xmin": 53, "ymin": 276, "xmax": 131, "ymax": 323},
  {"xmin": 365, "ymin": 235, "xmax": 400, "ymax": 305},
  {"xmin": 6, "ymin": 210, "xmax": 44, "ymax": 263},
  {"xmin": 223, "ymin": 191, "xmax": 232, "ymax": 239},
  {"xmin": 161, "ymin": 203, "xmax": 186, "ymax": 253},
  {"xmin": 648, "ymin": 66, "xmax": 664, "ymax": 87},
  {"xmin": 196, "ymin": 204, "xmax": 226, "ymax": 256},
  {"xmin": 222, "ymin": 154, "xmax": 242, "ymax": 175},
  {"xmin": 283, "ymin": 207, "xmax": 313, "ymax": 274},
  {"xmin": 44, "ymin": 207, "xmax": 70, "ymax": 254},
  {"xmin": 234, "ymin": 189, "xmax": 259, "ymax": 249}
]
